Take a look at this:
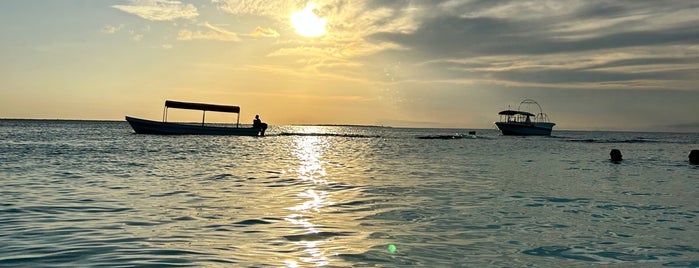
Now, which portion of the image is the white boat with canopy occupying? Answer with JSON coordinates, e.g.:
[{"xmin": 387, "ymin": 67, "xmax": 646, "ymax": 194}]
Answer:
[{"xmin": 495, "ymin": 99, "xmax": 555, "ymax": 136}]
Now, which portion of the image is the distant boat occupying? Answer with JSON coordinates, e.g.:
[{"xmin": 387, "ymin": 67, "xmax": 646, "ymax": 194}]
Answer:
[
  {"xmin": 495, "ymin": 99, "xmax": 555, "ymax": 136},
  {"xmin": 125, "ymin": 100, "xmax": 264, "ymax": 136}
]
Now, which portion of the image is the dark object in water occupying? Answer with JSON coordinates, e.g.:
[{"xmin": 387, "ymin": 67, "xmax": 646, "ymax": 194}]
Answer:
[
  {"xmin": 690, "ymin": 150, "xmax": 699, "ymax": 165},
  {"xmin": 468, "ymin": 131, "xmax": 476, "ymax": 135},
  {"xmin": 610, "ymin": 149, "xmax": 622, "ymax": 162}
]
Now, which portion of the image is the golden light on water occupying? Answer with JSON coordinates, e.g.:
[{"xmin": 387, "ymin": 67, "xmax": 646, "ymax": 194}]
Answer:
[
  {"xmin": 291, "ymin": 134, "xmax": 329, "ymax": 184},
  {"xmin": 278, "ymin": 127, "xmax": 376, "ymax": 267},
  {"xmin": 285, "ymin": 133, "xmax": 332, "ymax": 266},
  {"xmin": 291, "ymin": 3, "xmax": 326, "ymax": 37}
]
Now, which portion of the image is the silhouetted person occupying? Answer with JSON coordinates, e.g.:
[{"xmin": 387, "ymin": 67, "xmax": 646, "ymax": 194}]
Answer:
[
  {"xmin": 253, "ymin": 115, "xmax": 267, "ymax": 136},
  {"xmin": 610, "ymin": 149, "xmax": 622, "ymax": 163},
  {"xmin": 690, "ymin": 150, "xmax": 699, "ymax": 165}
]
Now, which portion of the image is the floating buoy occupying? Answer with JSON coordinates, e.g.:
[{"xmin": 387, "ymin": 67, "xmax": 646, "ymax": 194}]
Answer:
[
  {"xmin": 610, "ymin": 149, "xmax": 622, "ymax": 162},
  {"xmin": 690, "ymin": 150, "xmax": 699, "ymax": 165}
]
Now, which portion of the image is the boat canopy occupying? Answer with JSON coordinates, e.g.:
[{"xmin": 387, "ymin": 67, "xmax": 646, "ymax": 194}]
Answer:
[
  {"xmin": 165, "ymin": 100, "xmax": 240, "ymax": 113},
  {"xmin": 498, "ymin": 110, "xmax": 535, "ymax": 117}
]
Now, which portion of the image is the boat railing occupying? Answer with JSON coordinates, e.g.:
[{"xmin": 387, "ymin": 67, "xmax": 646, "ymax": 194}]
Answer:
[{"xmin": 534, "ymin": 113, "xmax": 551, "ymax": 123}]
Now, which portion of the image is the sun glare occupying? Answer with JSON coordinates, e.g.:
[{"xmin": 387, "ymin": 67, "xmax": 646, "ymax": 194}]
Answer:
[{"xmin": 291, "ymin": 3, "xmax": 326, "ymax": 37}]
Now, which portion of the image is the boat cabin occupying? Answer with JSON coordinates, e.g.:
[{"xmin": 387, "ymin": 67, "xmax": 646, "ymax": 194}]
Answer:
[{"xmin": 498, "ymin": 110, "xmax": 536, "ymax": 125}]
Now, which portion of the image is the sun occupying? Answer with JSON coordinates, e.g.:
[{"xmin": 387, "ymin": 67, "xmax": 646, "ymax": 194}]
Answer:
[{"xmin": 291, "ymin": 3, "xmax": 326, "ymax": 37}]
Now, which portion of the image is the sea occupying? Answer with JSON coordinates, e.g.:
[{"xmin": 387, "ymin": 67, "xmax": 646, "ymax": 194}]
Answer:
[{"xmin": 1, "ymin": 119, "xmax": 698, "ymax": 267}]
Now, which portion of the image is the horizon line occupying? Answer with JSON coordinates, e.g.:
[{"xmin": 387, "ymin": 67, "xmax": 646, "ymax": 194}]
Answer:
[{"xmin": 1, "ymin": 118, "xmax": 697, "ymax": 134}]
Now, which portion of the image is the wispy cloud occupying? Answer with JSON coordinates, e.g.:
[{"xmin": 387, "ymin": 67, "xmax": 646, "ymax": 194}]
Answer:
[
  {"xmin": 101, "ymin": 24, "xmax": 123, "ymax": 34},
  {"xmin": 250, "ymin": 27, "xmax": 279, "ymax": 38},
  {"xmin": 211, "ymin": 0, "xmax": 302, "ymax": 19},
  {"xmin": 131, "ymin": 34, "xmax": 144, "ymax": 41},
  {"xmin": 112, "ymin": 0, "xmax": 198, "ymax": 21},
  {"xmin": 177, "ymin": 22, "xmax": 240, "ymax": 42},
  {"xmin": 362, "ymin": 0, "xmax": 699, "ymax": 92}
]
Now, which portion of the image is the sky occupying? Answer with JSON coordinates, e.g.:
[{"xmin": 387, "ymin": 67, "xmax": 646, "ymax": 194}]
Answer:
[{"xmin": 1, "ymin": 0, "xmax": 697, "ymax": 131}]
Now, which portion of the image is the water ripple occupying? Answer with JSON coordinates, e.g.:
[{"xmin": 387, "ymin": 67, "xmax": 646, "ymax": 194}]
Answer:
[{"xmin": 1, "ymin": 121, "xmax": 698, "ymax": 267}]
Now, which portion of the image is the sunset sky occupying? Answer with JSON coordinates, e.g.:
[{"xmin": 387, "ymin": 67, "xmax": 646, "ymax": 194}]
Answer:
[{"xmin": 1, "ymin": 0, "xmax": 697, "ymax": 131}]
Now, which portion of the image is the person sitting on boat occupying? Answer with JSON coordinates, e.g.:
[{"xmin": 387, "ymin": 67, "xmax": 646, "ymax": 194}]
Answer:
[{"xmin": 253, "ymin": 115, "xmax": 267, "ymax": 136}]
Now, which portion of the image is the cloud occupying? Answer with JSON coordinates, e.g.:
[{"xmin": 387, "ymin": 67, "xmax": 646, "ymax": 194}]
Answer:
[
  {"xmin": 360, "ymin": 0, "xmax": 699, "ymax": 93},
  {"xmin": 371, "ymin": 16, "xmax": 698, "ymax": 59},
  {"xmin": 250, "ymin": 27, "xmax": 279, "ymax": 38},
  {"xmin": 211, "ymin": 0, "xmax": 302, "ymax": 18},
  {"xmin": 177, "ymin": 22, "xmax": 240, "ymax": 42},
  {"xmin": 112, "ymin": 0, "xmax": 198, "ymax": 21},
  {"xmin": 101, "ymin": 24, "xmax": 123, "ymax": 34}
]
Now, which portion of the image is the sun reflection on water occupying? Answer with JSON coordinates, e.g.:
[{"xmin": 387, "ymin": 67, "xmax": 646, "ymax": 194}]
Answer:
[
  {"xmin": 291, "ymin": 135, "xmax": 329, "ymax": 184},
  {"xmin": 284, "ymin": 132, "xmax": 334, "ymax": 266}
]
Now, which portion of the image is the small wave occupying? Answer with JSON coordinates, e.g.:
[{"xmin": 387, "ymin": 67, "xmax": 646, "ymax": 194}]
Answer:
[
  {"xmin": 337, "ymin": 252, "xmax": 398, "ymax": 265},
  {"xmin": 523, "ymin": 245, "xmax": 668, "ymax": 263},
  {"xmin": 283, "ymin": 231, "xmax": 353, "ymax": 241},
  {"xmin": 461, "ymin": 224, "xmax": 502, "ymax": 230},
  {"xmin": 595, "ymin": 251, "xmax": 659, "ymax": 261},
  {"xmin": 148, "ymin": 190, "xmax": 189, "ymax": 197},
  {"xmin": 138, "ymin": 248, "xmax": 210, "ymax": 256},
  {"xmin": 276, "ymin": 132, "xmax": 381, "ymax": 138},
  {"xmin": 262, "ymin": 178, "xmax": 304, "ymax": 188},
  {"xmin": 522, "ymin": 246, "xmax": 598, "ymax": 262},
  {"xmin": 663, "ymin": 261, "xmax": 699, "ymax": 267},
  {"xmin": 596, "ymin": 204, "xmax": 675, "ymax": 211},
  {"xmin": 122, "ymin": 220, "xmax": 161, "ymax": 226},
  {"xmin": 568, "ymin": 138, "xmax": 661, "ymax": 144},
  {"xmin": 125, "ymin": 162, "xmax": 147, "ymax": 167},
  {"xmin": 24, "ymin": 205, "xmax": 131, "ymax": 214},
  {"xmin": 538, "ymin": 197, "xmax": 591, "ymax": 203},
  {"xmin": 172, "ymin": 216, "xmax": 197, "ymax": 221},
  {"xmin": 416, "ymin": 133, "xmax": 483, "ymax": 140},
  {"xmin": 329, "ymin": 200, "xmax": 373, "ymax": 208},
  {"xmin": 0, "ymin": 208, "xmax": 24, "ymax": 213},
  {"xmin": 233, "ymin": 219, "xmax": 273, "ymax": 226},
  {"xmin": 209, "ymin": 173, "xmax": 233, "ymax": 180},
  {"xmin": 416, "ymin": 134, "xmax": 465, "ymax": 139},
  {"xmin": 568, "ymin": 138, "xmax": 597, "ymax": 143},
  {"xmin": 54, "ymin": 171, "xmax": 85, "ymax": 179}
]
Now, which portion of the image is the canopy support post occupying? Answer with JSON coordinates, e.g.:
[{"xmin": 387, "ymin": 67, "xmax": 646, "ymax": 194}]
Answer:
[
  {"xmin": 163, "ymin": 106, "xmax": 168, "ymax": 122},
  {"xmin": 202, "ymin": 111, "xmax": 206, "ymax": 126}
]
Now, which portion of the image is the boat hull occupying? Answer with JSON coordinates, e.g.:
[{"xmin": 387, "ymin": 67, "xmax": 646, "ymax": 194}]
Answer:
[
  {"xmin": 125, "ymin": 116, "xmax": 261, "ymax": 136},
  {"xmin": 495, "ymin": 122, "xmax": 555, "ymax": 136}
]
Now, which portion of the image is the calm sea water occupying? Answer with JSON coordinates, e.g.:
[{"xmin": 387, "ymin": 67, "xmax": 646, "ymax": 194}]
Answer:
[{"xmin": 1, "ymin": 119, "xmax": 698, "ymax": 267}]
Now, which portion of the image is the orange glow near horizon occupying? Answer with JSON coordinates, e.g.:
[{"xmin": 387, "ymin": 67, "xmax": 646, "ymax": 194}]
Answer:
[{"xmin": 2, "ymin": 2, "xmax": 697, "ymax": 132}]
